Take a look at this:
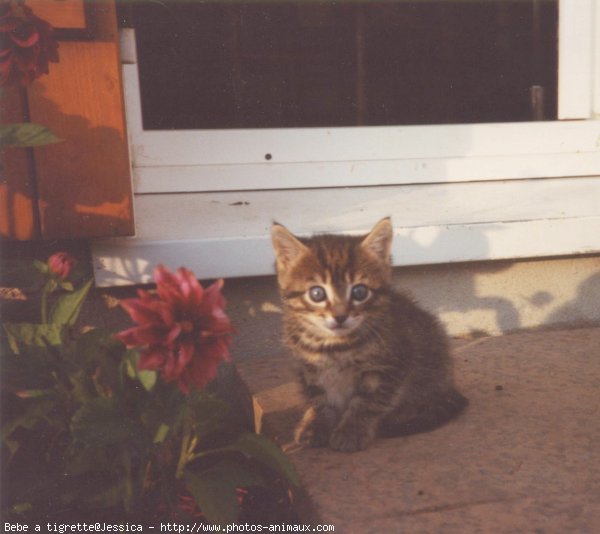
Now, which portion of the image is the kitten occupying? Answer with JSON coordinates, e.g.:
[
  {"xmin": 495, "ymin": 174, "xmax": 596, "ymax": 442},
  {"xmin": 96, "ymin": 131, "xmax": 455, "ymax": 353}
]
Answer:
[{"xmin": 271, "ymin": 218, "xmax": 468, "ymax": 452}]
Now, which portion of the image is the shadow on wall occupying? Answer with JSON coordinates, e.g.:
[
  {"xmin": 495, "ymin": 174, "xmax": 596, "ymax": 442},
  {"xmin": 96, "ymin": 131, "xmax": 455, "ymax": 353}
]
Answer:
[
  {"xmin": 545, "ymin": 270, "xmax": 600, "ymax": 328},
  {"xmin": 395, "ymin": 256, "xmax": 600, "ymax": 337},
  {"xmin": 391, "ymin": 223, "xmax": 521, "ymax": 336}
]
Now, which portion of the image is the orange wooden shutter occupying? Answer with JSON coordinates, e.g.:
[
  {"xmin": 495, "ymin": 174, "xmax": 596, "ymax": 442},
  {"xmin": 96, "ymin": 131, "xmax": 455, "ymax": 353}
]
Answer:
[
  {"xmin": 27, "ymin": 0, "xmax": 87, "ymax": 30},
  {"xmin": 0, "ymin": 87, "xmax": 39, "ymax": 240},
  {"xmin": 1, "ymin": 0, "xmax": 134, "ymax": 240}
]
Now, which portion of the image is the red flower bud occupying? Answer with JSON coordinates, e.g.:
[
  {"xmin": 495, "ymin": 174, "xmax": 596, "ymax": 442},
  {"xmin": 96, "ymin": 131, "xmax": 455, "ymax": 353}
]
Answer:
[{"xmin": 47, "ymin": 251, "xmax": 75, "ymax": 280}]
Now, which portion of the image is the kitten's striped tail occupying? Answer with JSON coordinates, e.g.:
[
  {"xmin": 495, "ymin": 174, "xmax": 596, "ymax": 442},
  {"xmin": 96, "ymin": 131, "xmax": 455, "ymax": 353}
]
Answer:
[{"xmin": 379, "ymin": 388, "xmax": 469, "ymax": 438}]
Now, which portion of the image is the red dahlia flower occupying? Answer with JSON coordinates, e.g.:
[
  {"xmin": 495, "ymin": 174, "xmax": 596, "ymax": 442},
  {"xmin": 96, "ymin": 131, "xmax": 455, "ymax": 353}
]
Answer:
[
  {"xmin": 0, "ymin": 0, "xmax": 59, "ymax": 86},
  {"xmin": 47, "ymin": 251, "xmax": 76, "ymax": 280},
  {"xmin": 116, "ymin": 265, "xmax": 234, "ymax": 393}
]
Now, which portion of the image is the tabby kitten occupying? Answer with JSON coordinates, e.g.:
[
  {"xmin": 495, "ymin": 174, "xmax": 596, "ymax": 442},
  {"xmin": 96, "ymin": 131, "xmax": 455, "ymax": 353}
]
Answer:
[{"xmin": 271, "ymin": 218, "xmax": 467, "ymax": 452}]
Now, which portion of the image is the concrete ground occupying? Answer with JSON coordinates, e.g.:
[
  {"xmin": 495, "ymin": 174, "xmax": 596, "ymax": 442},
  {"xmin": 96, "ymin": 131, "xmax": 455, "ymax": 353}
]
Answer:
[
  {"xmin": 67, "ymin": 273, "xmax": 600, "ymax": 532},
  {"xmin": 236, "ymin": 326, "xmax": 600, "ymax": 533}
]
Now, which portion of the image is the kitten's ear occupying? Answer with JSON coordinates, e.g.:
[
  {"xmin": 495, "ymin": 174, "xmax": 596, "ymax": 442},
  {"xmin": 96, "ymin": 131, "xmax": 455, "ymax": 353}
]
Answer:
[
  {"xmin": 271, "ymin": 223, "xmax": 308, "ymax": 271},
  {"xmin": 361, "ymin": 217, "xmax": 393, "ymax": 263}
]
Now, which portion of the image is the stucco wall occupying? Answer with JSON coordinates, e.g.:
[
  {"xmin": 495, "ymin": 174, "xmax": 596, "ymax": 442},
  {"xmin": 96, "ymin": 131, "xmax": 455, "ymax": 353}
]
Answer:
[{"xmin": 392, "ymin": 255, "xmax": 600, "ymax": 337}]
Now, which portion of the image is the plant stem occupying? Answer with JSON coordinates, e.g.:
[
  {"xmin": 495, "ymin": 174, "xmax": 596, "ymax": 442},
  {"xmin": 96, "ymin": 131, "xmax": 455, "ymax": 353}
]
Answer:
[
  {"xmin": 175, "ymin": 430, "xmax": 202, "ymax": 479},
  {"xmin": 187, "ymin": 445, "xmax": 232, "ymax": 464},
  {"xmin": 175, "ymin": 430, "xmax": 191, "ymax": 480},
  {"xmin": 41, "ymin": 282, "xmax": 49, "ymax": 323},
  {"xmin": 121, "ymin": 448, "xmax": 134, "ymax": 513},
  {"xmin": 187, "ymin": 435, "xmax": 198, "ymax": 455}
]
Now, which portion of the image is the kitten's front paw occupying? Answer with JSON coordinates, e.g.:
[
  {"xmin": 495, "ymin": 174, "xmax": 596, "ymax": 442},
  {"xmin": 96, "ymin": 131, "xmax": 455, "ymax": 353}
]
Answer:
[
  {"xmin": 295, "ymin": 421, "xmax": 330, "ymax": 448},
  {"xmin": 294, "ymin": 406, "xmax": 336, "ymax": 448},
  {"xmin": 330, "ymin": 423, "xmax": 373, "ymax": 453}
]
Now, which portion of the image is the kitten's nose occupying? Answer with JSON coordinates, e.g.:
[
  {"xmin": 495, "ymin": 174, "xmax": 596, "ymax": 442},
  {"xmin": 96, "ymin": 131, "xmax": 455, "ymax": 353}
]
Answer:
[{"xmin": 334, "ymin": 314, "xmax": 348, "ymax": 325}]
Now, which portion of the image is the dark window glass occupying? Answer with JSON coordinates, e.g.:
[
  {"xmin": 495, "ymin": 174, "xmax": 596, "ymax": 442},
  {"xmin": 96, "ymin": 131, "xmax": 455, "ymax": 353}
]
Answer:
[{"xmin": 133, "ymin": 1, "xmax": 558, "ymax": 130}]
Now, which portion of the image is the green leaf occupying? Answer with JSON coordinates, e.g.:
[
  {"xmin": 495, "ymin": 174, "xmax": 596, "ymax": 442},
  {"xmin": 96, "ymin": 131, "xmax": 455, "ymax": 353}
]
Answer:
[
  {"xmin": 185, "ymin": 461, "xmax": 265, "ymax": 526},
  {"xmin": 0, "ymin": 123, "xmax": 62, "ymax": 148},
  {"xmin": 1, "ymin": 395, "xmax": 58, "ymax": 442},
  {"xmin": 138, "ymin": 369, "xmax": 157, "ymax": 391},
  {"xmin": 3, "ymin": 322, "xmax": 63, "ymax": 351},
  {"xmin": 49, "ymin": 278, "xmax": 93, "ymax": 326},
  {"xmin": 231, "ymin": 433, "xmax": 300, "ymax": 487},
  {"xmin": 189, "ymin": 395, "xmax": 231, "ymax": 436},
  {"xmin": 75, "ymin": 327, "xmax": 122, "ymax": 365},
  {"xmin": 59, "ymin": 281, "xmax": 74, "ymax": 292},
  {"xmin": 125, "ymin": 350, "xmax": 157, "ymax": 392},
  {"xmin": 71, "ymin": 397, "xmax": 147, "ymax": 447},
  {"xmin": 33, "ymin": 259, "xmax": 49, "ymax": 274},
  {"xmin": 47, "ymin": 278, "xmax": 58, "ymax": 293},
  {"xmin": 4, "ymin": 436, "xmax": 21, "ymax": 458},
  {"xmin": 125, "ymin": 356, "xmax": 136, "ymax": 379},
  {"xmin": 66, "ymin": 328, "xmax": 125, "ymax": 401},
  {"xmin": 153, "ymin": 423, "xmax": 170, "ymax": 444}
]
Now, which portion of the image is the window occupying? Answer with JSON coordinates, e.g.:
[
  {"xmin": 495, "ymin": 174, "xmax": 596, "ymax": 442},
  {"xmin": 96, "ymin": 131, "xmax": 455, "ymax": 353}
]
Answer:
[
  {"xmin": 120, "ymin": 0, "xmax": 598, "ymax": 195},
  {"xmin": 133, "ymin": 1, "xmax": 558, "ymax": 130}
]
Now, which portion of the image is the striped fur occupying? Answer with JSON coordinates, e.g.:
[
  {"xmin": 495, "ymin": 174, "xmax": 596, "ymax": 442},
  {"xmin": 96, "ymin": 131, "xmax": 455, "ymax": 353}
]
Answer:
[{"xmin": 271, "ymin": 218, "xmax": 468, "ymax": 452}]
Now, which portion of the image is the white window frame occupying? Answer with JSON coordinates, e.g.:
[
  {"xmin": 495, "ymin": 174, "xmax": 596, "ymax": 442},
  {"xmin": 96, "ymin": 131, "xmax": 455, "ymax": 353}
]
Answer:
[
  {"xmin": 122, "ymin": 0, "xmax": 600, "ymax": 194},
  {"xmin": 94, "ymin": 0, "xmax": 600, "ymax": 286}
]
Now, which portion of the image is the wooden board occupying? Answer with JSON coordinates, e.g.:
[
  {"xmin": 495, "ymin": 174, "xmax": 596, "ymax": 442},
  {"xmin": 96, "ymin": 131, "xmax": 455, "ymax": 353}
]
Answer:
[
  {"xmin": 92, "ymin": 177, "xmax": 600, "ymax": 285},
  {"xmin": 27, "ymin": 0, "xmax": 86, "ymax": 30},
  {"xmin": 0, "ymin": 86, "xmax": 38, "ymax": 240},
  {"xmin": 26, "ymin": 0, "xmax": 134, "ymax": 239}
]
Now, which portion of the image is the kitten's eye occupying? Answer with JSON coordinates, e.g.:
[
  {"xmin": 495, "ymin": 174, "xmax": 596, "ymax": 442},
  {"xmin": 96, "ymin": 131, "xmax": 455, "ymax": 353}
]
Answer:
[
  {"xmin": 308, "ymin": 286, "xmax": 327, "ymax": 303},
  {"xmin": 351, "ymin": 284, "xmax": 369, "ymax": 302}
]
